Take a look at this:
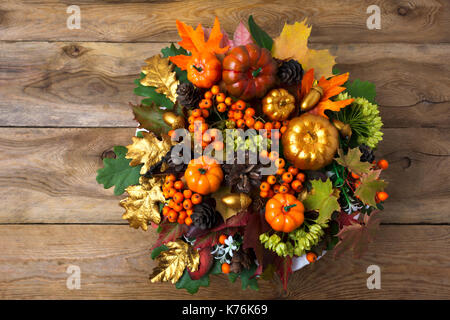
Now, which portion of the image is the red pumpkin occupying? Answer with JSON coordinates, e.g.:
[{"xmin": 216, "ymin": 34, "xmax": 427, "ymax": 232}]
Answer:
[{"xmin": 222, "ymin": 44, "xmax": 277, "ymax": 100}]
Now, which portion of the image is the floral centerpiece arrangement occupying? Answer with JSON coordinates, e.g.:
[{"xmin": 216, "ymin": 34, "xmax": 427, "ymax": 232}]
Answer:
[{"xmin": 97, "ymin": 16, "xmax": 388, "ymax": 293}]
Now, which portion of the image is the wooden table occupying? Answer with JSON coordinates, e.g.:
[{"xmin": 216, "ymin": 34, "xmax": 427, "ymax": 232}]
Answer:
[{"xmin": 0, "ymin": 0, "xmax": 449, "ymax": 299}]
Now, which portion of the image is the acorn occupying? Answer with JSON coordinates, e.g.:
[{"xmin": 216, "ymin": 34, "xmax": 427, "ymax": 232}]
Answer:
[
  {"xmin": 163, "ymin": 111, "xmax": 185, "ymax": 129},
  {"xmin": 300, "ymin": 84, "xmax": 323, "ymax": 112},
  {"xmin": 221, "ymin": 193, "xmax": 252, "ymax": 210},
  {"xmin": 332, "ymin": 119, "xmax": 352, "ymax": 139}
]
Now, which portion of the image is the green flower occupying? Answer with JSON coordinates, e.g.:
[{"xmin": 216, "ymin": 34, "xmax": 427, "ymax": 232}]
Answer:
[{"xmin": 335, "ymin": 93, "xmax": 383, "ymax": 148}]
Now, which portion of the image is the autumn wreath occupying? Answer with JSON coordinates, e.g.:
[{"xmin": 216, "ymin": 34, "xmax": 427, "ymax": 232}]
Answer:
[{"xmin": 97, "ymin": 16, "xmax": 388, "ymax": 293}]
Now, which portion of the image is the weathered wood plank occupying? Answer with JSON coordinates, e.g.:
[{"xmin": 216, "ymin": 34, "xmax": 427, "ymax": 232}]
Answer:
[
  {"xmin": 0, "ymin": 127, "xmax": 448, "ymax": 224},
  {"xmin": 1, "ymin": 0, "xmax": 449, "ymax": 43},
  {"xmin": 1, "ymin": 42, "xmax": 449, "ymax": 127},
  {"xmin": 0, "ymin": 225, "xmax": 447, "ymax": 299}
]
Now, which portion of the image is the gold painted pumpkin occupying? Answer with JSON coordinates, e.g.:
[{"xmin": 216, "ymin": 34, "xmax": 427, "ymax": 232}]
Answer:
[
  {"xmin": 262, "ymin": 88, "xmax": 295, "ymax": 121},
  {"xmin": 281, "ymin": 114, "xmax": 339, "ymax": 170}
]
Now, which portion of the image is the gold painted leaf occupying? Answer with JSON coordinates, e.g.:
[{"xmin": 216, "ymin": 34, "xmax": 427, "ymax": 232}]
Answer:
[
  {"xmin": 125, "ymin": 131, "xmax": 172, "ymax": 175},
  {"xmin": 141, "ymin": 55, "xmax": 179, "ymax": 103},
  {"xmin": 272, "ymin": 19, "xmax": 336, "ymax": 79},
  {"xmin": 150, "ymin": 240, "xmax": 200, "ymax": 284},
  {"xmin": 120, "ymin": 176, "xmax": 165, "ymax": 230}
]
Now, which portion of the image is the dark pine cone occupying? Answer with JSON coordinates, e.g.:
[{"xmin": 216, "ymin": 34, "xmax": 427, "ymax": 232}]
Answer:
[
  {"xmin": 176, "ymin": 82, "xmax": 202, "ymax": 109},
  {"xmin": 277, "ymin": 59, "xmax": 304, "ymax": 85},
  {"xmin": 359, "ymin": 144, "xmax": 375, "ymax": 163},
  {"xmin": 191, "ymin": 199, "xmax": 221, "ymax": 230},
  {"xmin": 230, "ymin": 248, "xmax": 255, "ymax": 273},
  {"xmin": 223, "ymin": 160, "xmax": 264, "ymax": 194}
]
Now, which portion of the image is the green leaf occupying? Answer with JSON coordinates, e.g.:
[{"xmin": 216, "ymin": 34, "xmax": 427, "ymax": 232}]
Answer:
[
  {"xmin": 248, "ymin": 15, "xmax": 273, "ymax": 50},
  {"xmin": 335, "ymin": 148, "xmax": 372, "ymax": 176},
  {"xmin": 134, "ymin": 73, "xmax": 174, "ymax": 109},
  {"xmin": 151, "ymin": 245, "xmax": 168, "ymax": 260},
  {"xmin": 131, "ymin": 103, "xmax": 172, "ymax": 135},
  {"xmin": 228, "ymin": 264, "xmax": 259, "ymax": 291},
  {"xmin": 96, "ymin": 146, "xmax": 142, "ymax": 195},
  {"xmin": 345, "ymin": 79, "xmax": 376, "ymax": 103},
  {"xmin": 209, "ymin": 260, "xmax": 223, "ymax": 275},
  {"xmin": 161, "ymin": 44, "xmax": 190, "ymax": 83},
  {"xmin": 355, "ymin": 170, "xmax": 387, "ymax": 207},
  {"xmin": 303, "ymin": 179, "xmax": 340, "ymax": 224},
  {"xmin": 175, "ymin": 269, "xmax": 210, "ymax": 294}
]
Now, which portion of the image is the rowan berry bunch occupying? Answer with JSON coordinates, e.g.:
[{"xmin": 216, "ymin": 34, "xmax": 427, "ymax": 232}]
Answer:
[{"xmin": 161, "ymin": 174, "xmax": 203, "ymax": 225}]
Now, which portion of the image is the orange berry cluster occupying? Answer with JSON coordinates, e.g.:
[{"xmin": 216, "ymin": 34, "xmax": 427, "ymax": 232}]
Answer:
[
  {"xmin": 259, "ymin": 156, "xmax": 306, "ymax": 199},
  {"xmin": 350, "ymin": 159, "xmax": 389, "ymax": 203},
  {"xmin": 162, "ymin": 174, "xmax": 203, "ymax": 225}
]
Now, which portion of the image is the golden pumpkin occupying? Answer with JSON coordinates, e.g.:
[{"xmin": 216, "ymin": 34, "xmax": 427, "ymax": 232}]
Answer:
[
  {"xmin": 281, "ymin": 114, "xmax": 339, "ymax": 170},
  {"xmin": 262, "ymin": 88, "xmax": 295, "ymax": 121}
]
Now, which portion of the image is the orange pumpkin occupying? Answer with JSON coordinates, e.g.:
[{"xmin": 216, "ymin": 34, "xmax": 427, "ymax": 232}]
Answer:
[
  {"xmin": 184, "ymin": 156, "xmax": 224, "ymax": 195},
  {"xmin": 187, "ymin": 52, "xmax": 222, "ymax": 88},
  {"xmin": 265, "ymin": 193, "xmax": 304, "ymax": 233}
]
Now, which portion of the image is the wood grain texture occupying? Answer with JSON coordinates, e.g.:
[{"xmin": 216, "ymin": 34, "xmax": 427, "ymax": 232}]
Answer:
[
  {"xmin": 1, "ymin": 0, "xmax": 449, "ymax": 43},
  {"xmin": 1, "ymin": 42, "xmax": 449, "ymax": 127},
  {"xmin": 0, "ymin": 127, "xmax": 448, "ymax": 224},
  {"xmin": 0, "ymin": 225, "xmax": 448, "ymax": 299}
]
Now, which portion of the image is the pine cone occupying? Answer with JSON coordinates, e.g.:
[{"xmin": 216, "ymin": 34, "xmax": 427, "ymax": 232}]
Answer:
[
  {"xmin": 223, "ymin": 156, "xmax": 264, "ymax": 194},
  {"xmin": 191, "ymin": 199, "xmax": 220, "ymax": 230},
  {"xmin": 176, "ymin": 82, "xmax": 202, "ymax": 109},
  {"xmin": 278, "ymin": 59, "xmax": 303, "ymax": 85},
  {"xmin": 359, "ymin": 144, "xmax": 375, "ymax": 163},
  {"xmin": 230, "ymin": 248, "xmax": 254, "ymax": 273}
]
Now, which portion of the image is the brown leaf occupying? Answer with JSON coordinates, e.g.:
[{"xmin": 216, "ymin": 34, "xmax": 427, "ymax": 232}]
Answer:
[
  {"xmin": 125, "ymin": 131, "xmax": 173, "ymax": 175},
  {"xmin": 120, "ymin": 176, "xmax": 165, "ymax": 230},
  {"xmin": 141, "ymin": 55, "xmax": 179, "ymax": 103},
  {"xmin": 150, "ymin": 240, "xmax": 200, "ymax": 284},
  {"xmin": 333, "ymin": 211, "xmax": 381, "ymax": 258}
]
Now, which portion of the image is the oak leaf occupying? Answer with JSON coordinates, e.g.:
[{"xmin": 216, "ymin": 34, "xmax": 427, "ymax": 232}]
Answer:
[
  {"xmin": 140, "ymin": 55, "xmax": 179, "ymax": 103},
  {"xmin": 125, "ymin": 131, "xmax": 173, "ymax": 175},
  {"xmin": 333, "ymin": 211, "xmax": 381, "ymax": 258},
  {"xmin": 120, "ymin": 176, "xmax": 165, "ymax": 230},
  {"xmin": 150, "ymin": 240, "xmax": 200, "ymax": 284},
  {"xmin": 272, "ymin": 19, "xmax": 336, "ymax": 79},
  {"xmin": 335, "ymin": 148, "xmax": 372, "ymax": 176}
]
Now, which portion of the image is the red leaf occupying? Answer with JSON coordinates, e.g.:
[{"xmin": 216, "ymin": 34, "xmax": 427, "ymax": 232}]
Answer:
[
  {"xmin": 152, "ymin": 220, "xmax": 188, "ymax": 249},
  {"xmin": 194, "ymin": 227, "xmax": 239, "ymax": 250},
  {"xmin": 243, "ymin": 211, "xmax": 271, "ymax": 276},
  {"xmin": 275, "ymin": 256, "xmax": 292, "ymax": 291},
  {"xmin": 212, "ymin": 210, "xmax": 250, "ymax": 232},
  {"xmin": 337, "ymin": 211, "xmax": 359, "ymax": 229},
  {"xmin": 188, "ymin": 247, "xmax": 213, "ymax": 280}
]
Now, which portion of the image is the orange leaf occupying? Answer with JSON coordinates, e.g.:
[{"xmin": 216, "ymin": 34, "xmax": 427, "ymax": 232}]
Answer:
[
  {"xmin": 322, "ymin": 86, "xmax": 346, "ymax": 101},
  {"xmin": 169, "ymin": 55, "xmax": 192, "ymax": 71},
  {"xmin": 206, "ymin": 17, "xmax": 229, "ymax": 54},
  {"xmin": 300, "ymin": 69, "xmax": 315, "ymax": 98},
  {"xmin": 309, "ymin": 98, "xmax": 354, "ymax": 118},
  {"xmin": 318, "ymin": 73, "xmax": 349, "ymax": 92}
]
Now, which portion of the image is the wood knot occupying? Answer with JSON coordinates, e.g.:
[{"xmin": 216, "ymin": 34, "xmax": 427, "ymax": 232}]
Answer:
[
  {"xmin": 101, "ymin": 149, "xmax": 116, "ymax": 160},
  {"xmin": 397, "ymin": 6, "xmax": 409, "ymax": 16},
  {"xmin": 400, "ymin": 156, "xmax": 411, "ymax": 169},
  {"xmin": 62, "ymin": 44, "xmax": 85, "ymax": 58}
]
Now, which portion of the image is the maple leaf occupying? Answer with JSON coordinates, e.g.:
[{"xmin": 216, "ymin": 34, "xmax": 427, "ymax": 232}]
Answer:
[
  {"xmin": 125, "ymin": 131, "xmax": 173, "ymax": 175},
  {"xmin": 150, "ymin": 240, "xmax": 199, "ymax": 284},
  {"xmin": 119, "ymin": 176, "xmax": 165, "ymax": 230},
  {"xmin": 96, "ymin": 146, "xmax": 141, "ymax": 196},
  {"xmin": 303, "ymin": 178, "xmax": 340, "ymax": 224},
  {"xmin": 272, "ymin": 19, "xmax": 336, "ymax": 79},
  {"xmin": 333, "ymin": 211, "xmax": 381, "ymax": 258},
  {"xmin": 335, "ymin": 148, "xmax": 372, "ymax": 176},
  {"xmin": 355, "ymin": 170, "xmax": 388, "ymax": 207},
  {"xmin": 153, "ymin": 220, "xmax": 189, "ymax": 249},
  {"xmin": 301, "ymin": 71, "xmax": 354, "ymax": 118},
  {"xmin": 170, "ymin": 17, "xmax": 229, "ymax": 70}
]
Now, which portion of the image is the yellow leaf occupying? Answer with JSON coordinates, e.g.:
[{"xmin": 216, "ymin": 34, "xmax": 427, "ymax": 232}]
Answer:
[
  {"xmin": 120, "ymin": 176, "xmax": 165, "ymax": 230},
  {"xmin": 272, "ymin": 19, "xmax": 336, "ymax": 79},
  {"xmin": 141, "ymin": 55, "xmax": 179, "ymax": 103},
  {"xmin": 150, "ymin": 240, "xmax": 200, "ymax": 284},
  {"xmin": 125, "ymin": 131, "xmax": 173, "ymax": 175}
]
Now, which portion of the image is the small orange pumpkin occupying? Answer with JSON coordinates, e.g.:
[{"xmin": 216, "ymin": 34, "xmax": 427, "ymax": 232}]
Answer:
[
  {"xmin": 265, "ymin": 193, "xmax": 304, "ymax": 233},
  {"xmin": 184, "ymin": 156, "xmax": 224, "ymax": 195},
  {"xmin": 187, "ymin": 52, "xmax": 222, "ymax": 88}
]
